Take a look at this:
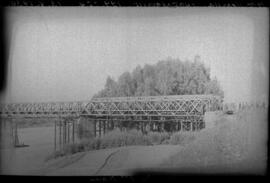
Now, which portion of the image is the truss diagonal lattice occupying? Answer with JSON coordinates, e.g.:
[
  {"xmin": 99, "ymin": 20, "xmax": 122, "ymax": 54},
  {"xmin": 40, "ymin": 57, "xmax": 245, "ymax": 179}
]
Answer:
[{"xmin": 0, "ymin": 95, "xmax": 221, "ymax": 119}]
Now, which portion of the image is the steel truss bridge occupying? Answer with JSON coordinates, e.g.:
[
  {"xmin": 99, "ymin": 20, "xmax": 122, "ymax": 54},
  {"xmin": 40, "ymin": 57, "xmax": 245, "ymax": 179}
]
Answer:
[{"xmin": 0, "ymin": 95, "xmax": 222, "ymax": 151}]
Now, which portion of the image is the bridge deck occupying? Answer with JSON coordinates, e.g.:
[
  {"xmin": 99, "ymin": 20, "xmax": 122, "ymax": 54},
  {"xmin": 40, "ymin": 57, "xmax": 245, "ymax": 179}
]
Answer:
[{"xmin": 0, "ymin": 95, "xmax": 221, "ymax": 118}]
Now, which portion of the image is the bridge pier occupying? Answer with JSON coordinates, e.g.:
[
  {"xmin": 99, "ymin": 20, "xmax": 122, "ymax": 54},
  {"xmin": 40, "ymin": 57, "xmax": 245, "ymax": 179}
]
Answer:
[
  {"xmin": 54, "ymin": 120, "xmax": 56, "ymax": 151},
  {"xmin": 54, "ymin": 117, "xmax": 77, "ymax": 152},
  {"xmin": 94, "ymin": 120, "xmax": 96, "ymax": 137},
  {"xmin": 58, "ymin": 120, "xmax": 61, "ymax": 149},
  {"xmin": 98, "ymin": 120, "xmax": 101, "ymax": 137},
  {"xmin": 103, "ymin": 120, "xmax": 106, "ymax": 136},
  {"xmin": 63, "ymin": 120, "xmax": 66, "ymax": 145}
]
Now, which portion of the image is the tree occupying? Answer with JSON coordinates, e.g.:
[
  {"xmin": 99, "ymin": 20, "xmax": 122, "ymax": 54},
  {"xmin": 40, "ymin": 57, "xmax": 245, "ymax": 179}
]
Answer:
[
  {"xmin": 93, "ymin": 56, "xmax": 224, "ymax": 99},
  {"xmin": 118, "ymin": 72, "xmax": 134, "ymax": 96},
  {"xmin": 104, "ymin": 76, "xmax": 118, "ymax": 97},
  {"xmin": 205, "ymin": 77, "xmax": 224, "ymax": 98}
]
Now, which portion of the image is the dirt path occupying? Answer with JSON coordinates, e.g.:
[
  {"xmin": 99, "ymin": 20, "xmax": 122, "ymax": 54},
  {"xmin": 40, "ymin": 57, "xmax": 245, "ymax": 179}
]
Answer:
[
  {"xmin": 91, "ymin": 145, "xmax": 182, "ymax": 175},
  {"xmin": 41, "ymin": 145, "xmax": 183, "ymax": 176},
  {"xmin": 94, "ymin": 149, "xmax": 121, "ymax": 175},
  {"xmin": 42, "ymin": 147, "xmax": 123, "ymax": 176}
]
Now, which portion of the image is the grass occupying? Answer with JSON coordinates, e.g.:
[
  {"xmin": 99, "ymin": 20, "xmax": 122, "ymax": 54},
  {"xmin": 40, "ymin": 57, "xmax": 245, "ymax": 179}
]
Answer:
[
  {"xmin": 48, "ymin": 128, "xmax": 197, "ymax": 160},
  {"xmin": 147, "ymin": 131, "xmax": 171, "ymax": 145},
  {"xmin": 161, "ymin": 108, "xmax": 268, "ymax": 174},
  {"xmin": 169, "ymin": 131, "xmax": 196, "ymax": 145}
]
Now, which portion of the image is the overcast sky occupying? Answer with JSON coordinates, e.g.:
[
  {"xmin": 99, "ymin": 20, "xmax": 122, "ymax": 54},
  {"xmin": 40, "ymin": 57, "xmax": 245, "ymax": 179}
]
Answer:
[{"xmin": 1, "ymin": 7, "xmax": 268, "ymax": 103}]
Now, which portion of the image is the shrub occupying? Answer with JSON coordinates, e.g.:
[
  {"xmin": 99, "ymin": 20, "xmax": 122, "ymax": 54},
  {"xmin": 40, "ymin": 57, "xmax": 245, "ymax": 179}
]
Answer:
[
  {"xmin": 77, "ymin": 123, "xmax": 95, "ymax": 139},
  {"xmin": 45, "ymin": 143, "xmax": 82, "ymax": 161},
  {"xmin": 169, "ymin": 132, "xmax": 196, "ymax": 145},
  {"xmin": 99, "ymin": 128, "xmax": 151, "ymax": 148},
  {"xmin": 49, "ymin": 129, "xmax": 190, "ymax": 160},
  {"xmin": 161, "ymin": 139, "xmax": 170, "ymax": 145},
  {"xmin": 147, "ymin": 131, "xmax": 170, "ymax": 145}
]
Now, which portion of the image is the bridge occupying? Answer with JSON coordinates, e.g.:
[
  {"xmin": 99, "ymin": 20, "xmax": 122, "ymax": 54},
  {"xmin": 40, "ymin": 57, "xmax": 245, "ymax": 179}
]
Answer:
[{"xmin": 0, "ymin": 95, "xmax": 222, "ymax": 151}]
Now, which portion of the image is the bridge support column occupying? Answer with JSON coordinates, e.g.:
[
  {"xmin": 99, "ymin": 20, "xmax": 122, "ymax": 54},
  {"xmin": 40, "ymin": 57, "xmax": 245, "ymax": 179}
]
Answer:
[
  {"xmin": 106, "ymin": 119, "xmax": 109, "ymax": 132},
  {"xmin": 66, "ymin": 120, "xmax": 69, "ymax": 144},
  {"xmin": 140, "ymin": 121, "xmax": 143, "ymax": 133},
  {"xmin": 98, "ymin": 120, "xmax": 101, "ymax": 137},
  {"xmin": 63, "ymin": 119, "xmax": 66, "ymax": 146},
  {"xmin": 72, "ymin": 120, "xmax": 75, "ymax": 144},
  {"xmin": 94, "ymin": 120, "xmax": 96, "ymax": 137},
  {"xmin": 59, "ymin": 119, "xmax": 62, "ymax": 149},
  {"xmin": 111, "ymin": 119, "xmax": 114, "ymax": 131},
  {"xmin": 55, "ymin": 117, "xmax": 78, "ymax": 152},
  {"xmin": 13, "ymin": 122, "xmax": 19, "ymax": 146},
  {"xmin": 103, "ymin": 120, "xmax": 106, "ymax": 136},
  {"xmin": 54, "ymin": 120, "xmax": 56, "ymax": 152}
]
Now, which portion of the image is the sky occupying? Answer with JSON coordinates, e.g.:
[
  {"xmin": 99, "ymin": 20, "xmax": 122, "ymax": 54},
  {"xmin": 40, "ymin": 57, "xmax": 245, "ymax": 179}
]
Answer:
[{"xmin": 1, "ymin": 7, "xmax": 268, "ymax": 104}]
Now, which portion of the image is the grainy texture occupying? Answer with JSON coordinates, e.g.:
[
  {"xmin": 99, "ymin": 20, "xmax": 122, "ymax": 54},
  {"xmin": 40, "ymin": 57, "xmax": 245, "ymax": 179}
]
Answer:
[{"xmin": 161, "ymin": 108, "xmax": 267, "ymax": 174}]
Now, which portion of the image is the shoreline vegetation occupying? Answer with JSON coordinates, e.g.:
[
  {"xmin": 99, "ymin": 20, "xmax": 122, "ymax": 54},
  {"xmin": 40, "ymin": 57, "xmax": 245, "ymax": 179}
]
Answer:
[{"xmin": 46, "ymin": 129, "xmax": 196, "ymax": 161}]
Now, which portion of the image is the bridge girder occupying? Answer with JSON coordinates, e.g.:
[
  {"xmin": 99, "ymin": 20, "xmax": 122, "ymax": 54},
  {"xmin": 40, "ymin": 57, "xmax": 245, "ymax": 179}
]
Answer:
[{"xmin": 0, "ymin": 95, "xmax": 221, "ymax": 118}]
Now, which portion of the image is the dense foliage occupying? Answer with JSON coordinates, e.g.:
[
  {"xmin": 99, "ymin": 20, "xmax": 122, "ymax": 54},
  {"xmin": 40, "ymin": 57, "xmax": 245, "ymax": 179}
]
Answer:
[{"xmin": 93, "ymin": 56, "xmax": 224, "ymax": 98}]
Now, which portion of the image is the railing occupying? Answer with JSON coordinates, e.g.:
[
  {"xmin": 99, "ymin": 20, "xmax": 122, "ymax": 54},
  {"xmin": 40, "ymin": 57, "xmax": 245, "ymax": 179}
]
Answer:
[
  {"xmin": 0, "ymin": 94, "xmax": 222, "ymax": 118},
  {"xmin": 222, "ymin": 101, "xmax": 268, "ymax": 112}
]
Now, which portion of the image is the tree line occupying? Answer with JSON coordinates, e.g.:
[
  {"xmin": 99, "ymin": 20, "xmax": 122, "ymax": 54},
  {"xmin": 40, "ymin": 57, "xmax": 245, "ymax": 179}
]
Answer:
[{"xmin": 93, "ymin": 56, "xmax": 224, "ymax": 99}]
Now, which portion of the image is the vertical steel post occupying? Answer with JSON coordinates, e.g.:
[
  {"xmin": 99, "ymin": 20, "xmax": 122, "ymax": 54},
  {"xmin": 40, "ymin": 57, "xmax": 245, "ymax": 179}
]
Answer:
[
  {"xmin": 63, "ymin": 120, "xmax": 65, "ymax": 145},
  {"xmin": 14, "ymin": 121, "xmax": 19, "ymax": 146},
  {"xmin": 62, "ymin": 119, "xmax": 64, "ymax": 146},
  {"xmin": 94, "ymin": 120, "xmax": 96, "ymax": 137},
  {"xmin": 10, "ymin": 119, "xmax": 14, "ymax": 145},
  {"xmin": 103, "ymin": 120, "xmax": 106, "ymax": 135},
  {"xmin": 111, "ymin": 119, "xmax": 114, "ymax": 130},
  {"xmin": 54, "ymin": 120, "xmax": 56, "ymax": 152},
  {"xmin": 181, "ymin": 121, "xmax": 183, "ymax": 131},
  {"xmin": 64, "ymin": 119, "xmax": 66, "ymax": 145},
  {"xmin": 59, "ymin": 119, "xmax": 62, "ymax": 149},
  {"xmin": 106, "ymin": 115, "xmax": 109, "ymax": 132},
  {"xmin": 106, "ymin": 119, "xmax": 109, "ymax": 132},
  {"xmin": 72, "ymin": 120, "xmax": 75, "ymax": 144},
  {"xmin": 98, "ymin": 120, "xmax": 101, "ymax": 137},
  {"xmin": 67, "ymin": 121, "xmax": 70, "ymax": 143}
]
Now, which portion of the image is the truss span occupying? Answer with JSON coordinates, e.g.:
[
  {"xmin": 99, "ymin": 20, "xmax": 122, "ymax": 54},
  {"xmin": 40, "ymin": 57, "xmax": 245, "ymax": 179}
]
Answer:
[{"xmin": 0, "ymin": 95, "xmax": 221, "ymax": 118}]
